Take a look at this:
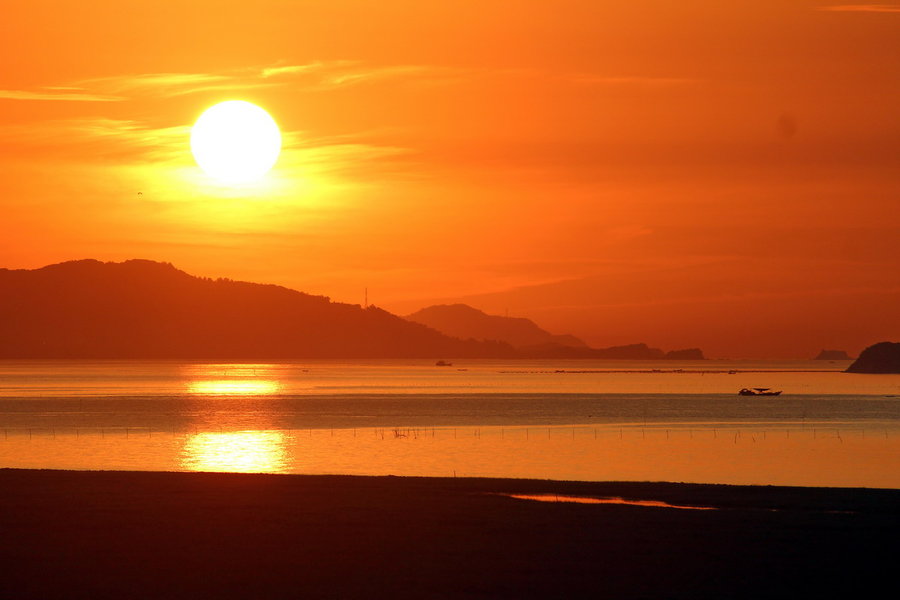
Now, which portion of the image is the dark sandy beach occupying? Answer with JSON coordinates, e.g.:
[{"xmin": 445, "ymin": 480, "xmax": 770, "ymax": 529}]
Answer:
[{"xmin": 1, "ymin": 469, "xmax": 897, "ymax": 599}]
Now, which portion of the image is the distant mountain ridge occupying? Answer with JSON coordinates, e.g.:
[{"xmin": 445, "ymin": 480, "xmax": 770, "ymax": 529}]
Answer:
[
  {"xmin": 0, "ymin": 260, "xmax": 706, "ymax": 359},
  {"xmin": 815, "ymin": 349, "xmax": 851, "ymax": 360},
  {"xmin": 406, "ymin": 303, "xmax": 704, "ymax": 360},
  {"xmin": 0, "ymin": 259, "xmax": 513, "ymax": 359},
  {"xmin": 405, "ymin": 304, "xmax": 587, "ymax": 349}
]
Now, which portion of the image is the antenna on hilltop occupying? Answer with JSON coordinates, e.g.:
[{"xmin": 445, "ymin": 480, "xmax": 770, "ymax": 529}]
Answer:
[{"xmin": 364, "ymin": 287, "xmax": 368, "ymax": 309}]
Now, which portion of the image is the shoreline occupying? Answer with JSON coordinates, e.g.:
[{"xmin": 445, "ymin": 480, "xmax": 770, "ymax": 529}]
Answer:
[{"xmin": 2, "ymin": 468, "xmax": 897, "ymax": 598}]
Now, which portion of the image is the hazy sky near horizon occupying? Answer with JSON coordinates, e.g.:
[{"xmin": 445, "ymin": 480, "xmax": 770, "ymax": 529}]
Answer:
[{"xmin": 1, "ymin": 1, "xmax": 898, "ymax": 358}]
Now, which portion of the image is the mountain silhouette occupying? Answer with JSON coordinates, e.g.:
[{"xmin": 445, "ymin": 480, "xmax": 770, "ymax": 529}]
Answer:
[
  {"xmin": 814, "ymin": 349, "xmax": 851, "ymax": 360},
  {"xmin": 0, "ymin": 260, "xmax": 514, "ymax": 359},
  {"xmin": 406, "ymin": 304, "xmax": 704, "ymax": 360},
  {"xmin": 846, "ymin": 342, "xmax": 900, "ymax": 374},
  {"xmin": 664, "ymin": 348, "xmax": 706, "ymax": 360},
  {"xmin": 0, "ymin": 260, "xmax": 707, "ymax": 360},
  {"xmin": 516, "ymin": 342, "xmax": 664, "ymax": 359},
  {"xmin": 405, "ymin": 304, "xmax": 587, "ymax": 349}
]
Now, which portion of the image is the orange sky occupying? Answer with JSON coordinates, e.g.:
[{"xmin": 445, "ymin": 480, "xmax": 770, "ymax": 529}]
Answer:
[{"xmin": 1, "ymin": 1, "xmax": 898, "ymax": 358}]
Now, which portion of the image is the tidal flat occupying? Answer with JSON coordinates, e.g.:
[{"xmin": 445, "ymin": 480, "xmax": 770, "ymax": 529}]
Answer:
[{"xmin": 1, "ymin": 469, "xmax": 897, "ymax": 599}]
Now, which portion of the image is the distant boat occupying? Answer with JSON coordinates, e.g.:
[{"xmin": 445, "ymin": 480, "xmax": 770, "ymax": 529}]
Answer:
[
  {"xmin": 435, "ymin": 360, "xmax": 453, "ymax": 367},
  {"xmin": 738, "ymin": 388, "xmax": 782, "ymax": 396}
]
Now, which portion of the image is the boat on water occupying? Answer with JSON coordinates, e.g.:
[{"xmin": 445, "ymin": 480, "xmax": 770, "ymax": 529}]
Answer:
[
  {"xmin": 435, "ymin": 360, "xmax": 453, "ymax": 367},
  {"xmin": 738, "ymin": 388, "xmax": 782, "ymax": 396}
]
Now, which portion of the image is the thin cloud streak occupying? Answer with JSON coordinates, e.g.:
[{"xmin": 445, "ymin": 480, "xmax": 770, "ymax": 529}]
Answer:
[
  {"xmin": 12, "ymin": 61, "xmax": 698, "ymax": 105},
  {"xmin": 568, "ymin": 75, "xmax": 699, "ymax": 87},
  {"xmin": 818, "ymin": 4, "xmax": 900, "ymax": 12},
  {"xmin": 0, "ymin": 89, "xmax": 121, "ymax": 102},
  {"xmin": 0, "ymin": 114, "xmax": 413, "ymax": 184},
  {"xmin": 0, "ymin": 118, "xmax": 190, "ymax": 162},
  {"xmin": 259, "ymin": 61, "xmax": 468, "ymax": 90},
  {"xmin": 81, "ymin": 72, "xmax": 277, "ymax": 98},
  {"xmin": 259, "ymin": 63, "xmax": 326, "ymax": 78},
  {"xmin": 255, "ymin": 61, "xmax": 700, "ymax": 92}
]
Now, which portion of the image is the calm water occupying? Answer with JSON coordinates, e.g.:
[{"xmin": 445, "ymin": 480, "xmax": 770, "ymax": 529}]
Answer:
[{"xmin": 1, "ymin": 359, "xmax": 899, "ymax": 488}]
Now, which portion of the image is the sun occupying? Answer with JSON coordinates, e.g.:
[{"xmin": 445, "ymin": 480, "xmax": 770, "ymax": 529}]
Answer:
[{"xmin": 190, "ymin": 100, "xmax": 282, "ymax": 184}]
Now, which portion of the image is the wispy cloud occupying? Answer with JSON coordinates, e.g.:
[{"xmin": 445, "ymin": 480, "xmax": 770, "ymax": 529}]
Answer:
[
  {"xmin": 268, "ymin": 63, "xmax": 696, "ymax": 91},
  {"xmin": 568, "ymin": 75, "xmax": 698, "ymax": 87},
  {"xmin": 258, "ymin": 61, "xmax": 465, "ymax": 90},
  {"xmin": 76, "ymin": 62, "xmax": 440, "ymax": 97},
  {"xmin": 71, "ymin": 118, "xmax": 191, "ymax": 160},
  {"xmin": 0, "ymin": 117, "xmax": 189, "ymax": 162},
  {"xmin": 318, "ymin": 65, "xmax": 442, "ymax": 88},
  {"xmin": 259, "ymin": 63, "xmax": 324, "ymax": 78},
  {"xmin": 284, "ymin": 141, "xmax": 412, "ymax": 173},
  {"xmin": 0, "ymin": 88, "xmax": 121, "ymax": 102},
  {"xmin": 0, "ymin": 114, "xmax": 413, "ymax": 184},
  {"xmin": 81, "ymin": 72, "xmax": 276, "ymax": 98},
  {"xmin": 818, "ymin": 4, "xmax": 900, "ymax": 12},
  {"xmin": 8, "ymin": 61, "xmax": 698, "ymax": 106}
]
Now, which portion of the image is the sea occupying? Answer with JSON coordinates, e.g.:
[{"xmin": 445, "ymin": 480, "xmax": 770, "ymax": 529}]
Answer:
[{"xmin": 1, "ymin": 359, "xmax": 898, "ymax": 488}]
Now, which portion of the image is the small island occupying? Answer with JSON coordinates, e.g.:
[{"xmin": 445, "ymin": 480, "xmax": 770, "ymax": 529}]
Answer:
[
  {"xmin": 665, "ymin": 348, "xmax": 705, "ymax": 360},
  {"xmin": 814, "ymin": 349, "xmax": 851, "ymax": 360},
  {"xmin": 845, "ymin": 342, "xmax": 900, "ymax": 374}
]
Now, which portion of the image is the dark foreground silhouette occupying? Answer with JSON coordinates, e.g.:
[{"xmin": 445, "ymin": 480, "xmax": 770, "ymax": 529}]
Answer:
[
  {"xmin": 0, "ymin": 469, "xmax": 896, "ymax": 599},
  {"xmin": 847, "ymin": 341, "xmax": 900, "ymax": 373}
]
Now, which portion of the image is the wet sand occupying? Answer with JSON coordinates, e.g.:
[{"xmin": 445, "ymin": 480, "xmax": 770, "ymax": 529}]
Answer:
[{"xmin": 1, "ymin": 469, "xmax": 897, "ymax": 599}]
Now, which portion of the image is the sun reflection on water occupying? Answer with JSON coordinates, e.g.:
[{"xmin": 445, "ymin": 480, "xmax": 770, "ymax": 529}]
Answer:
[
  {"xmin": 188, "ymin": 380, "xmax": 281, "ymax": 395},
  {"xmin": 181, "ymin": 430, "xmax": 289, "ymax": 473}
]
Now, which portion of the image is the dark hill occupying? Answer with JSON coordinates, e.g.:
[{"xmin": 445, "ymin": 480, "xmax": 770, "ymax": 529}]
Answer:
[
  {"xmin": 0, "ymin": 260, "xmax": 514, "ymax": 359},
  {"xmin": 405, "ymin": 304, "xmax": 587, "ymax": 349},
  {"xmin": 815, "ymin": 349, "xmax": 851, "ymax": 360},
  {"xmin": 846, "ymin": 342, "xmax": 900, "ymax": 374},
  {"xmin": 406, "ymin": 304, "xmax": 706, "ymax": 360},
  {"xmin": 517, "ymin": 342, "xmax": 665, "ymax": 359},
  {"xmin": 664, "ymin": 348, "xmax": 706, "ymax": 360}
]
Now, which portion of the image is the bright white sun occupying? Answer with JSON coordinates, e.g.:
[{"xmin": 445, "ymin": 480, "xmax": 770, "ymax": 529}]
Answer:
[{"xmin": 190, "ymin": 100, "xmax": 281, "ymax": 184}]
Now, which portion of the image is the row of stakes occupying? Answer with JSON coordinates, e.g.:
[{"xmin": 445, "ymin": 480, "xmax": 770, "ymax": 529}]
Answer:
[{"xmin": 1, "ymin": 425, "xmax": 895, "ymax": 442}]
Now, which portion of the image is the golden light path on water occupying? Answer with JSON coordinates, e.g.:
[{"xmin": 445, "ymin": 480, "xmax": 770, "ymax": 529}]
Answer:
[
  {"xmin": 188, "ymin": 380, "xmax": 282, "ymax": 395},
  {"xmin": 2, "ymin": 424, "xmax": 899, "ymax": 487},
  {"xmin": 2, "ymin": 361, "xmax": 899, "ymax": 486},
  {"xmin": 181, "ymin": 431, "xmax": 289, "ymax": 473},
  {"xmin": 182, "ymin": 373, "xmax": 286, "ymax": 472}
]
